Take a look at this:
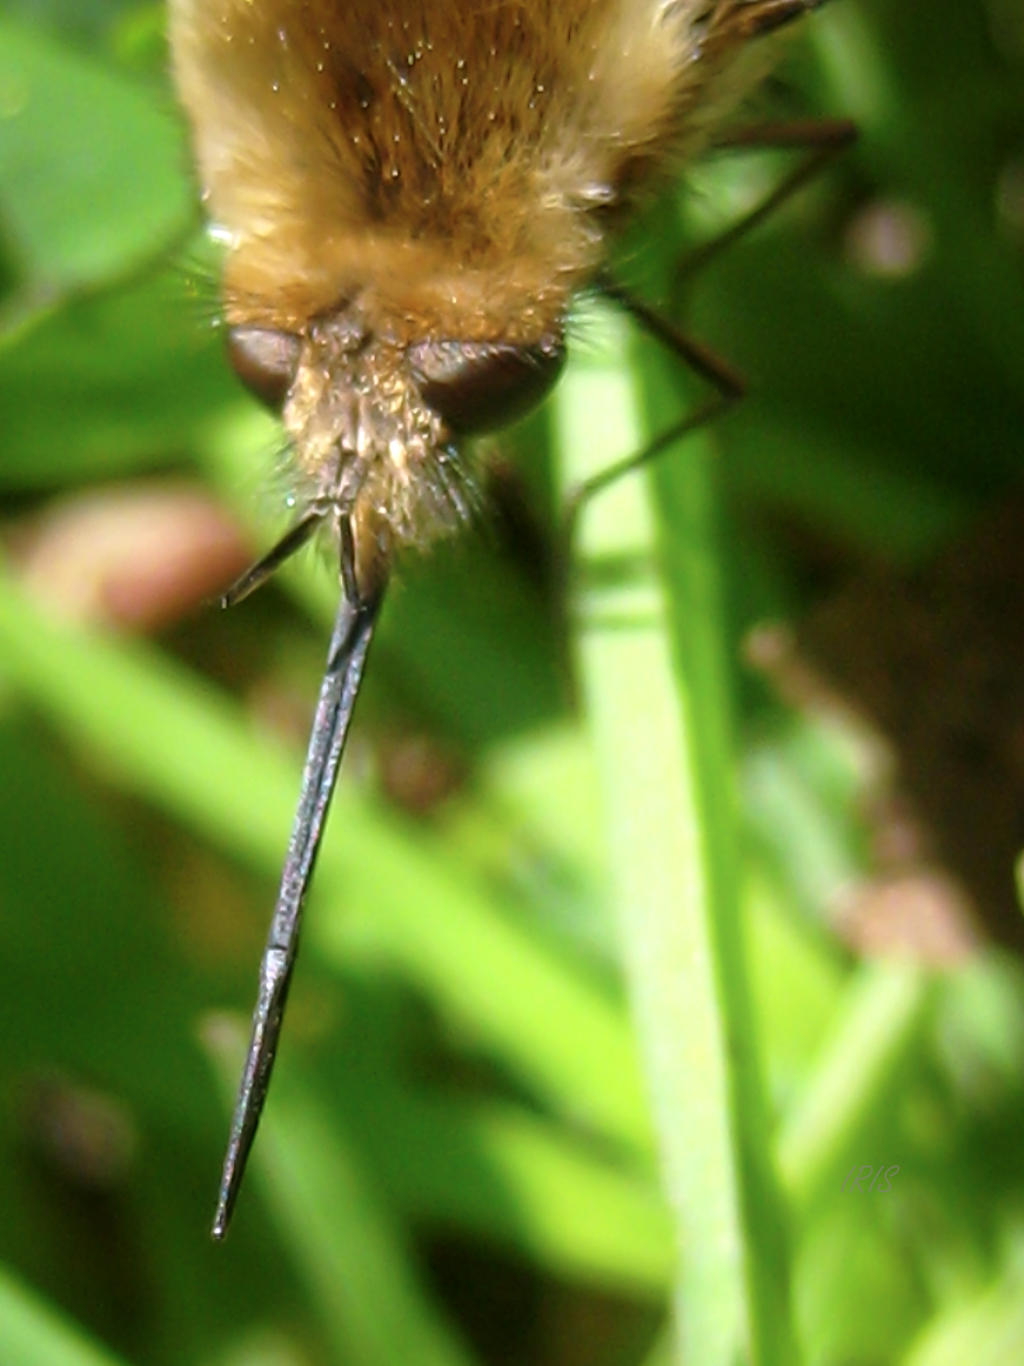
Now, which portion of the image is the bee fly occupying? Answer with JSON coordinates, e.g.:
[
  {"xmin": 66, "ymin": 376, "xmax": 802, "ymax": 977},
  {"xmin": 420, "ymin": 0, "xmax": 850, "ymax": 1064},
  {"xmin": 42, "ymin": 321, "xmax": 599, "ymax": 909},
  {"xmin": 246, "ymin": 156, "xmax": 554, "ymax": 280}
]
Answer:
[{"xmin": 168, "ymin": 0, "xmax": 849, "ymax": 1238}]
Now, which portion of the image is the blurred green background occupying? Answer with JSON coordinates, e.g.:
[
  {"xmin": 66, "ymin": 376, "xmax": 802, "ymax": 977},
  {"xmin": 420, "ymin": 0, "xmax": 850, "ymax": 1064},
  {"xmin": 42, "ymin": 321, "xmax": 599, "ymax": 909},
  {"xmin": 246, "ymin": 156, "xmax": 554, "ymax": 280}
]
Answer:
[{"xmin": 1, "ymin": 1, "xmax": 1023, "ymax": 1364}]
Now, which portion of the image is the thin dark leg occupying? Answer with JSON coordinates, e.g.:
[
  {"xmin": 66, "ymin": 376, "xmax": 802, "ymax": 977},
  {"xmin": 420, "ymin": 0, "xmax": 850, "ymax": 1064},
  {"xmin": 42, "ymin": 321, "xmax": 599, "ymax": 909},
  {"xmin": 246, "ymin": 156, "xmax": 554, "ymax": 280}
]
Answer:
[
  {"xmin": 212, "ymin": 535, "xmax": 384, "ymax": 1239},
  {"xmin": 711, "ymin": 0, "xmax": 832, "ymax": 45},
  {"xmin": 561, "ymin": 298, "xmax": 745, "ymax": 548},
  {"xmin": 562, "ymin": 116, "xmax": 855, "ymax": 534},
  {"xmin": 676, "ymin": 118, "xmax": 857, "ymax": 292},
  {"xmin": 220, "ymin": 505, "xmax": 329, "ymax": 608},
  {"xmin": 599, "ymin": 279, "xmax": 747, "ymax": 398}
]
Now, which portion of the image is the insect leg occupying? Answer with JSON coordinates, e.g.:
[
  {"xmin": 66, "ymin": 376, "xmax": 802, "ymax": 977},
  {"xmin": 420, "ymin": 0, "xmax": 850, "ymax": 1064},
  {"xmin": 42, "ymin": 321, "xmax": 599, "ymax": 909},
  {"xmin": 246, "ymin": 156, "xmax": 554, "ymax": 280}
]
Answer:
[
  {"xmin": 714, "ymin": 0, "xmax": 833, "ymax": 45},
  {"xmin": 561, "ymin": 294, "xmax": 744, "ymax": 546},
  {"xmin": 676, "ymin": 118, "xmax": 858, "ymax": 291},
  {"xmin": 220, "ymin": 504, "xmax": 330, "ymax": 608},
  {"xmin": 562, "ymin": 117, "xmax": 855, "ymax": 536}
]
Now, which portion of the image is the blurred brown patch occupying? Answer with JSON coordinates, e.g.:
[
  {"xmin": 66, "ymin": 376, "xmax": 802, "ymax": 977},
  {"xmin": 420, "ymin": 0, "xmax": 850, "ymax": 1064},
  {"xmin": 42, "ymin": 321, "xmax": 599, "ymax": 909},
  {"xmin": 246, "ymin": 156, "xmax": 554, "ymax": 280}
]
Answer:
[
  {"xmin": 377, "ymin": 730, "xmax": 467, "ymax": 815},
  {"xmin": 753, "ymin": 497, "xmax": 1024, "ymax": 957},
  {"xmin": 8, "ymin": 481, "xmax": 250, "ymax": 631}
]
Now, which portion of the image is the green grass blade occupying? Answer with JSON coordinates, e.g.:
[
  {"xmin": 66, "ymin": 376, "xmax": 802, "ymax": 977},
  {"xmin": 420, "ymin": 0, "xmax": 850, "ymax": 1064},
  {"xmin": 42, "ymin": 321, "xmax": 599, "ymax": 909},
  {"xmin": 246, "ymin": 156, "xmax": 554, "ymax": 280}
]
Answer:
[
  {"xmin": 205, "ymin": 1024, "xmax": 479, "ymax": 1366},
  {"xmin": 556, "ymin": 302, "xmax": 797, "ymax": 1365},
  {"xmin": 346, "ymin": 1082, "xmax": 673, "ymax": 1294},
  {"xmin": 779, "ymin": 961, "xmax": 933, "ymax": 1218},
  {"xmin": 901, "ymin": 1249, "xmax": 1024, "ymax": 1366},
  {"xmin": 0, "ymin": 1265, "xmax": 133, "ymax": 1366}
]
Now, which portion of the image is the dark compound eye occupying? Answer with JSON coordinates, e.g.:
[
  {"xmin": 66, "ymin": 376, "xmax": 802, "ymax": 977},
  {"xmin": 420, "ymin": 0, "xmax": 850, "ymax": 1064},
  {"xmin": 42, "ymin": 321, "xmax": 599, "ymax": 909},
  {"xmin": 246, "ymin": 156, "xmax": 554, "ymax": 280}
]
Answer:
[
  {"xmin": 408, "ymin": 334, "xmax": 566, "ymax": 435},
  {"xmin": 225, "ymin": 326, "xmax": 301, "ymax": 410}
]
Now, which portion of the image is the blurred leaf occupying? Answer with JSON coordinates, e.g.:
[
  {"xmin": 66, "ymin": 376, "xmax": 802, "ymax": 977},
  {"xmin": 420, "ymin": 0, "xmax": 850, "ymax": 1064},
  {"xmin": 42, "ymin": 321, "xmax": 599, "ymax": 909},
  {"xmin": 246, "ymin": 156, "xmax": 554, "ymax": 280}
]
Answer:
[
  {"xmin": 0, "ymin": 1265, "xmax": 134, "ymax": 1366},
  {"xmin": 903, "ymin": 1242, "xmax": 1024, "ymax": 1366},
  {"xmin": 0, "ymin": 17, "xmax": 192, "ymax": 303},
  {"xmin": 0, "ymin": 717, "xmax": 210, "ymax": 1123},
  {"xmin": 0, "ymin": 267, "xmax": 232, "ymax": 485},
  {"xmin": 335, "ymin": 1074, "xmax": 673, "ymax": 1293},
  {"xmin": 206, "ymin": 1028, "xmax": 479, "ymax": 1366}
]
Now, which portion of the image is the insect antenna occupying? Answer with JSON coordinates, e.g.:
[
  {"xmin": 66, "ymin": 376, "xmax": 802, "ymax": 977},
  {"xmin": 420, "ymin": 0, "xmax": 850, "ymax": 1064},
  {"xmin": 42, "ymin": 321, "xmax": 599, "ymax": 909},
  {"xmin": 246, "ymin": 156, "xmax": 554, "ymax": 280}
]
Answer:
[{"xmin": 212, "ymin": 523, "xmax": 385, "ymax": 1239}]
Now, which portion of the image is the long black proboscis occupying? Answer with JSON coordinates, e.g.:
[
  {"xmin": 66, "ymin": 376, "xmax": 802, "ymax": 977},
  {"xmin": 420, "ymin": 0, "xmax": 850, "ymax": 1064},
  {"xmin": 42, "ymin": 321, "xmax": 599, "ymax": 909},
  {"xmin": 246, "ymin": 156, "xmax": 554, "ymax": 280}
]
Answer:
[{"xmin": 211, "ymin": 582, "xmax": 384, "ymax": 1239}]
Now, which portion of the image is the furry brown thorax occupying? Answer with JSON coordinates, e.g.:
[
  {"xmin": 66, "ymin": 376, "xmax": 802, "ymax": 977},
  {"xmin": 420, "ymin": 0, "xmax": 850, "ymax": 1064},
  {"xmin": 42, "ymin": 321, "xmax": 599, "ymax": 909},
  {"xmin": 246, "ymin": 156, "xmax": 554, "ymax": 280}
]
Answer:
[{"xmin": 170, "ymin": 0, "xmax": 776, "ymax": 589}]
